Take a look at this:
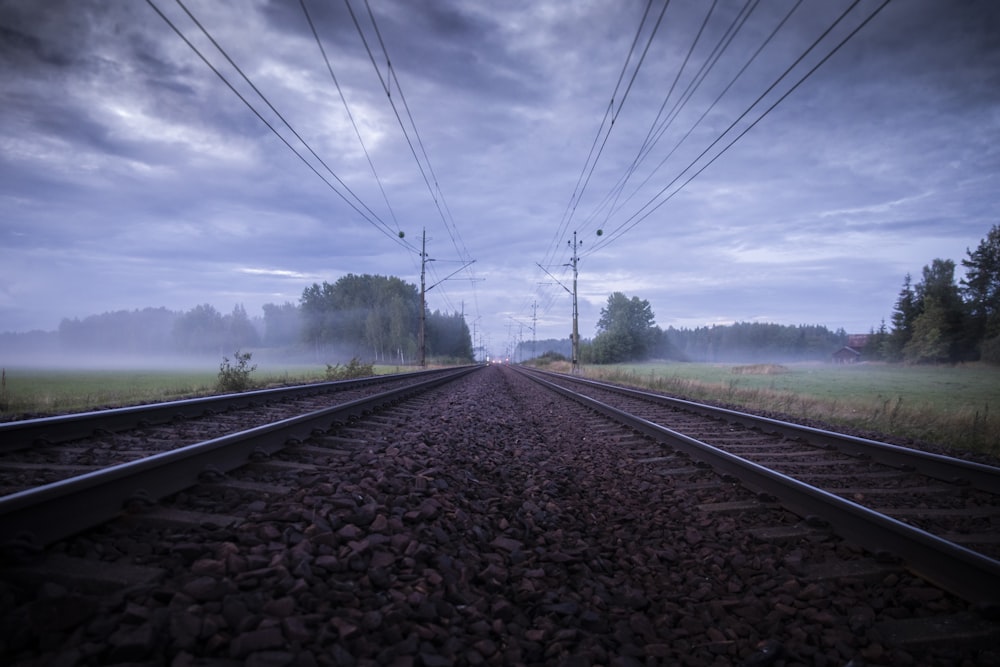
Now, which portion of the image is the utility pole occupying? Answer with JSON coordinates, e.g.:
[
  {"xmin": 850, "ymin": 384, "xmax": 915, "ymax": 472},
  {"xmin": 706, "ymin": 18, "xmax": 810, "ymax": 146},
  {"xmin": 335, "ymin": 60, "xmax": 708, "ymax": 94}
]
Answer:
[
  {"xmin": 536, "ymin": 229, "xmax": 597, "ymax": 376},
  {"xmin": 471, "ymin": 318, "xmax": 478, "ymax": 363},
  {"xmin": 569, "ymin": 230, "xmax": 581, "ymax": 375},
  {"xmin": 418, "ymin": 228, "xmax": 477, "ymax": 368},
  {"xmin": 419, "ymin": 228, "xmax": 431, "ymax": 368},
  {"xmin": 531, "ymin": 301, "xmax": 538, "ymax": 359}
]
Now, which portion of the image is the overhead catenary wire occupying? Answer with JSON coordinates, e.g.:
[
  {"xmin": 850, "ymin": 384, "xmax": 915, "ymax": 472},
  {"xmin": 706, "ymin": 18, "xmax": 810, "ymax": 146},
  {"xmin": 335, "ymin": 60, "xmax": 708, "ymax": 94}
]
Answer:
[
  {"xmin": 345, "ymin": 0, "xmax": 480, "ymax": 322},
  {"xmin": 587, "ymin": 0, "xmax": 796, "ymax": 238},
  {"xmin": 298, "ymin": 0, "xmax": 407, "ymax": 247},
  {"xmin": 585, "ymin": 0, "xmax": 892, "ymax": 256},
  {"xmin": 529, "ymin": 0, "xmax": 668, "ymax": 328},
  {"xmin": 579, "ymin": 0, "xmax": 756, "ymax": 237},
  {"xmin": 539, "ymin": 0, "xmax": 664, "ymax": 274},
  {"xmin": 344, "ymin": 1, "xmax": 465, "ymax": 260},
  {"xmin": 145, "ymin": 0, "xmax": 409, "ymax": 250}
]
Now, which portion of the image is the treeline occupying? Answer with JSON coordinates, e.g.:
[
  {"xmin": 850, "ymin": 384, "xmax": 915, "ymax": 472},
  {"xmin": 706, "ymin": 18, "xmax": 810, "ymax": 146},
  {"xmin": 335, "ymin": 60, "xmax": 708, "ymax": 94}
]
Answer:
[
  {"xmin": 58, "ymin": 304, "xmax": 261, "ymax": 356},
  {"xmin": 659, "ymin": 322, "xmax": 846, "ymax": 363},
  {"xmin": 519, "ymin": 324, "xmax": 846, "ymax": 364},
  {"xmin": 861, "ymin": 224, "xmax": 1000, "ymax": 364},
  {"xmin": 3, "ymin": 273, "xmax": 473, "ymax": 365}
]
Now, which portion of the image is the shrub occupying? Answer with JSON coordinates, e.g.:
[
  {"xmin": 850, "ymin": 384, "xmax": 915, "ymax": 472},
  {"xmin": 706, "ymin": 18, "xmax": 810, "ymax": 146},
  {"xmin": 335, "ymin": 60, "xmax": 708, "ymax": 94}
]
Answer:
[
  {"xmin": 532, "ymin": 351, "xmax": 568, "ymax": 366},
  {"xmin": 217, "ymin": 350, "xmax": 257, "ymax": 392},
  {"xmin": 326, "ymin": 357, "xmax": 374, "ymax": 380}
]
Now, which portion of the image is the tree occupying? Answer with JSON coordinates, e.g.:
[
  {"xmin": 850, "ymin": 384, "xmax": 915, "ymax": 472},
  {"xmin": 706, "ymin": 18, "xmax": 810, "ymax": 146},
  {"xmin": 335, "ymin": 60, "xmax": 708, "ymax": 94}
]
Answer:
[
  {"xmin": 903, "ymin": 297, "xmax": 952, "ymax": 363},
  {"xmin": 961, "ymin": 224, "xmax": 1000, "ymax": 353},
  {"xmin": 426, "ymin": 310, "xmax": 474, "ymax": 361},
  {"xmin": 172, "ymin": 304, "xmax": 227, "ymax": 354},
  {"xmin": 886, "ymin": 274, "xmax": 918, "ymax": 361},
  {"xmin": 916, "ymin": 259, "xmax": 965, "ymax": 361},
  {"xmin": 300, "ymin": 282, "xmax": 339, "ymax": 348},
  {"xmin": 864, "ymin": 320, "xmax": 889, "ymax": 361},
  {"xmin": 591, "ymin": 292, "xmax": 657, "ymax": 363},
  {"xmin": 224, "ymin": 304, "xmax": 260, "ymax": 351},
  {"xmin": 888, "ymin": 261, "xmax": 965, "ymax": 363},
  {"xmin": 262, "ymin": 302, "xmax": 301, "ymax": 347},
  {"xmin": 57, "ymin": 308, "xmax": 178, "ymax": 354}
]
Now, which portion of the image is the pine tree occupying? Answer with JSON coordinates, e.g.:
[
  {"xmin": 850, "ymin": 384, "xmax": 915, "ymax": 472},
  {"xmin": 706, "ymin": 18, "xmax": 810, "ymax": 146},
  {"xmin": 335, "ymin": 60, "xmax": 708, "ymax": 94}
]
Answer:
[
  {"xmin": 961, "ymin": 224, "xmax": 1000, "ymax": 357},
  {"xmin": 886, "ymin": 274, "xmax": 918, "ymax": 361}
]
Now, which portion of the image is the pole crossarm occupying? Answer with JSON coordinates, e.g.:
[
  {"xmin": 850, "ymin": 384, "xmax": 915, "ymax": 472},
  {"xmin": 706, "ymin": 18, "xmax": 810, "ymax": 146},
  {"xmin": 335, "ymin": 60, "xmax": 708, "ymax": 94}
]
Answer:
[
  {"xmin": 426, "ymin": 260, "xmax": 477, "ymax": 292},
  {"xmin": 535, "ymin": 263, "xmax": 573, "ymax": 295}
]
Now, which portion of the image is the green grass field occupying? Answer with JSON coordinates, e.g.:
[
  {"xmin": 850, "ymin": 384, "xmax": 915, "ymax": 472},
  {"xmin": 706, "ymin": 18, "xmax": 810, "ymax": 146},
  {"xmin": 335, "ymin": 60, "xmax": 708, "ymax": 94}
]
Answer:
[
  {"xmin": 0, "ymin": 364, "xmax": 408, "ymax": 418},
  {"xmin": 578, "ymin": 361, "xmax": 999, "ymax": 456}
]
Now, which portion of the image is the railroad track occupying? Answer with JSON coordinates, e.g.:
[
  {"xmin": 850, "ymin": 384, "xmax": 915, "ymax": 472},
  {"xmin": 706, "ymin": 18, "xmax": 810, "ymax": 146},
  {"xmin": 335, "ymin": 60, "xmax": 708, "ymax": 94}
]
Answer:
[
  {"xmin": 1, "ymin": 364, "xmax": 998, "ymax": 665},
  {"xmin": 0, "ymin": 366, "xmax": 479, "ymax": 548},
  {"xmin": 0, "ymin": 365, "xmax": 468, "ymax": 454},
  {"xmin": 514, "ymin": 365, "xmax": 1000, "ymax": 609}
]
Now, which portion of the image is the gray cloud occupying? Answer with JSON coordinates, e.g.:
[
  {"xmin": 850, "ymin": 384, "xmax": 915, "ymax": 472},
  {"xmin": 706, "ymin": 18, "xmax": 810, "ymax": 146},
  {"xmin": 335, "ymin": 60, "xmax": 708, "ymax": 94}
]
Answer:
[{"xmin": 1, "ymin": 0, "xmax": 998, "ymax": 352}]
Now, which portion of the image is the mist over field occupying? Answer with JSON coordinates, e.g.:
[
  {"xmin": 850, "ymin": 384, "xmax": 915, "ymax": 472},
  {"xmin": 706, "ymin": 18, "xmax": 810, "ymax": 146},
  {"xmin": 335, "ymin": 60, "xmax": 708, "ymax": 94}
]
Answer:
[{"xmin": 0, "ymin": 327, "xmax": 363, "ymax": 371}]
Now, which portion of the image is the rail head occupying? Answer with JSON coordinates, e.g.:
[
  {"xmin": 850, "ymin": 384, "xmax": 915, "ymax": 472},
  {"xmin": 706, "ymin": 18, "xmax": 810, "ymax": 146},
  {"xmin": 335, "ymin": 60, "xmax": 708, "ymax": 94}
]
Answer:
[
  {"xmin": 517, "ymin": 366, "xmax": 1000, "ymax": 493},
  {"xmin": 515, "ymin": 366, "xmax": 1000, "ymax": 608},
  {"xmin": 0, "ymin": 365, "xmax": 480, "ymax": 549},
  {"xmin": 0, "ymin": 365, "xmax": 475, "ymax": 452}
]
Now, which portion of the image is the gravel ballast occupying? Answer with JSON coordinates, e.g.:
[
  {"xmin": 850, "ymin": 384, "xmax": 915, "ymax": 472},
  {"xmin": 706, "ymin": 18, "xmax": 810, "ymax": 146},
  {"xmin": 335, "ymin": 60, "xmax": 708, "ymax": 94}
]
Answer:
[{"xmin": 0, "ymin": 365, "xmax": 996, "ymax": 666}]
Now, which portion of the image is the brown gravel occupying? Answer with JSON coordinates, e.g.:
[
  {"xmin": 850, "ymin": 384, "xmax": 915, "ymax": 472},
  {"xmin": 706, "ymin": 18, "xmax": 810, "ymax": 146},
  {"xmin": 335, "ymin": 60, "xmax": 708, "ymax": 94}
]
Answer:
[{"xmin": 1, "ymin": 365, "xmax": 997, "ymax": 666}]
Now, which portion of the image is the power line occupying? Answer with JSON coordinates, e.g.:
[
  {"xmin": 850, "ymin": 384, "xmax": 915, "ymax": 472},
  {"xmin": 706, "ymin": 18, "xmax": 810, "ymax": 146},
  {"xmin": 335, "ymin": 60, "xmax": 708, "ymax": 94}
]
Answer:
[
  {"xmin": 540, "ymin": 0, "xmax": 665, "ymax": 273},
  {"xmin": 299, "ymin": 0, "xmax": 408, "ymax": 246},
  {"xmin": 144, "ymin": 0, "xmax": 408, "ymax": 249},
  {"xmin": 587, "ymin": 0, "xmax": 891, "ymax": 256},
  {"xmin": 529, "ymin": 0, "xmax": 668, "ymax": 330},
  {"xmin": 589, "ymin": 0, "xmax": 790, "ymax": 235},
  {"xmin": 524, "ymin": 0, "xmax": 888, "ymax": 336},
  {"xmin": 345, "ymin": 0, "xmax": 479, "ymax": 322},
  {"xmin": 580, "ymin": 0, "xmax": 756, "ymax": 238}
]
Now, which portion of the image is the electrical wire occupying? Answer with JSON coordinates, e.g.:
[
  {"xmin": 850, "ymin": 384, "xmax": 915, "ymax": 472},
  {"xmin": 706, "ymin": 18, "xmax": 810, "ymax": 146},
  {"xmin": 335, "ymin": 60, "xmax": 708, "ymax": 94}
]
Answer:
[
  {"xmin": 580, "ymin": 0, "xmax": 755, "ymax": 237},
  {"xmin": 587, "ymin": 0, "xmax": 891, "ymax": 256},
  {"xmin": 523, "ymin": 0, "xmax": 889, "ymax": 335},
  {"xmin": 539, "ymin": 0, "xmax": 663, "ymax": 274},
  {"xmin": 346, "ymin": 0, "xmax": 480, "ymax": 323},
  {"xmin": 542, "ymin": 0, "xmax": 655, "ymax": 265},
  {"xmin": 591, "ymin": 0, "xmax": 792, "ymax": 235},
  {"xmin": 299, "ymin": 0, "xmax": 408, "ymax": 247},
  {"xmin": 529, "ymin": 0, "xmax": 668, "ymax": 328},
  {"xmin": 145, "ymin": 0, "xmax": 408, "ymax": 250}
]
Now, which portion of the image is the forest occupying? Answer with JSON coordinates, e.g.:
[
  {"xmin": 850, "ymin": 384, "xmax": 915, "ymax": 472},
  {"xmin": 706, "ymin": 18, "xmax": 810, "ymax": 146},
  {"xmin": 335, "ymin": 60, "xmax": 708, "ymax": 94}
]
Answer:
[
  {"xmin": 1, "ymin": 274, "xmax": 473, "ymax": 365},
  {"xmin": 518, "ymin": 322, "xmax": 848, "ymax": 364}
]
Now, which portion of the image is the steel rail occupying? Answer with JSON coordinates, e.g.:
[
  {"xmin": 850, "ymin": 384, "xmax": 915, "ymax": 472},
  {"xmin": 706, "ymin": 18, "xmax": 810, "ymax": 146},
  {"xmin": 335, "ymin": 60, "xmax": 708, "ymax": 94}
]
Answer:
[
  {"xmin": 517, "ymin": 367, "xmax": 1000, "ymax": 608},
  {"xmin": 0, "ymin": 366, "xmax": 472, "ymax": 453},
  {"xmin": 0, "ymin": 366, "xmax": 480, "ymax": 549},
  {"xmin": 520, "ymin": 367, "xmax": 1000, "ymax": 494}
]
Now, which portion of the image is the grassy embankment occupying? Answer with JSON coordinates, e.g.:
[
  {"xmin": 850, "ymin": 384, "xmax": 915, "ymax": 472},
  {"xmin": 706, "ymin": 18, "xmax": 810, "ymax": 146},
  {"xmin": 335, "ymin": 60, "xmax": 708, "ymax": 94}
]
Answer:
[
  {"xmin": 0, "ymin": 365, "xmax": 408, "ymax": 419},
  {"xmin": 569, "ymin": 361, "xmax": 999, "ymax": 457}
]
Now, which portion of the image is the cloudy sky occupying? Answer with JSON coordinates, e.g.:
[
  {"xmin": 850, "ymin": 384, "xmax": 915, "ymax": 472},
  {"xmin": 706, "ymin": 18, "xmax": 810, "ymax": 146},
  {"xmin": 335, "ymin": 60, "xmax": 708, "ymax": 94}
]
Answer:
[{"xmin": 2, "ymin": 0, "xmax": 998, "ymax": 357}]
